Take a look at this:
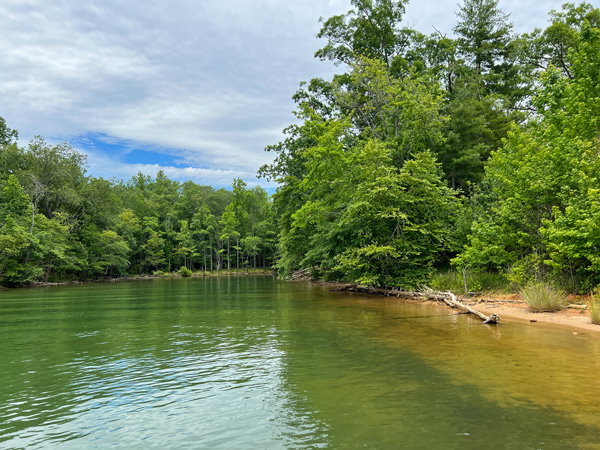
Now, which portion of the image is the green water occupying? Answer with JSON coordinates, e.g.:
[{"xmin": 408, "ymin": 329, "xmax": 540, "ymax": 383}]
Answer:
[{"xmin": 1, "ymin": 276, "xmax": 600, "ymax": 449}]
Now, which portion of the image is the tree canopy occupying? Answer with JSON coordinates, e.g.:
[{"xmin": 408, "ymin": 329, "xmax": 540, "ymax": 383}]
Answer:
[{"xmin": 2, "ymin": 1, "xmax": 599, "ymax": 293}]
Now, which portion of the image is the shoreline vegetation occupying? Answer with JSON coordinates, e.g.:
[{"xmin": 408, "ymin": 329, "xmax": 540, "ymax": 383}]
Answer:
[
  {"xmin": 294, "ymin": 270, "xmax": 600, "ymax": 334},
  {"xmin": 13, "ymin": 268, "xmax": 276, "ymax": 288},
  {"xmin": 5, "ymin": 268, "xmax": 598, "ymax": 335},
  {"xmin": 2, "ymin": 0, "xmax": 600, "ymax": 340}
]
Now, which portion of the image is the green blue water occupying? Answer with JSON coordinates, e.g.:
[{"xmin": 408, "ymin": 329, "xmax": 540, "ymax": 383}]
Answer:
[{"xmin": 1, "ymin": 276, "xmax": 600, "ymax": 449}]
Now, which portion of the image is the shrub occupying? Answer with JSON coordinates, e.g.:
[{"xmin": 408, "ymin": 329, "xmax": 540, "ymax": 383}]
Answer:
[
  {"xmin": 152, "ymin": 270, "xmax": 165, "ymax": 277},
  {"xmin": 521, "ymin": 283, "xmax": 566, "ymax": 312},
  {"xmin": 589, "ymin": 294, "xmax": 600, "ymax": 325},
  {"xmin": 178, "ymin": 266, "xmax": 192, "ymax": 277}
]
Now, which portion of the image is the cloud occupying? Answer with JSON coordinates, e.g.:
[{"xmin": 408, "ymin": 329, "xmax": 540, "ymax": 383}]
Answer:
[
  {"xmin": 0, "ymin": 0, "xmax": 349, "ymax": 187},
  {"xmin": 0, "ymin": 0, "xmax": 571, "ymax": 189},
  {"xmin": 403, "ymin": 0, "xmax": 566, "ymax": 35},
  {"xmin": 84, "ymin": 146, "xmax": 278, "ymax": 190}
]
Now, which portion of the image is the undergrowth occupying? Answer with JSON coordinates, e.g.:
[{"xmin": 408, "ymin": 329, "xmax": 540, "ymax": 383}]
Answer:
[
  {"xmin": 589, "ymin": 292, "xmax": 600, "ymax": 324},
  {"xmin": 521, "ymin": 283, "xmax": 566, "ymax": 312},
  {"xmin": 429, "ymin": 269, "xmax": 509, "ymax": 293}
]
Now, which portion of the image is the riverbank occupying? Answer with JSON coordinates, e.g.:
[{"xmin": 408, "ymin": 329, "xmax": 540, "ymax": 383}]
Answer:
[
  {"xmin": 16, "ymin": 269, "xmax": 276, "ymax": 289},
  {"xmin": 474, "ymin": 294, "xmax": 599, "ymax": 333},
  {"xmin": 318, "ymin": 280, "xmax": 600, "ymax": 334}
]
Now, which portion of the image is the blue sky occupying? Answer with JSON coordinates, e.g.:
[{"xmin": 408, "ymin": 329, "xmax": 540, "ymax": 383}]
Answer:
[{"xmin": 0, "ymin": 0, "xmax": 567, "ymax": 190}]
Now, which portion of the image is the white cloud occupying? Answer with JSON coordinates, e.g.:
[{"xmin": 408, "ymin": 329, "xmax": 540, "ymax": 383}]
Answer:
[
  {"xmin": 84, "ymin": 147, "xmax": 277, "ymax": 189},
  {"xmin": 0, "ymin": 0, "xmax": 571, "ymax": 189}
]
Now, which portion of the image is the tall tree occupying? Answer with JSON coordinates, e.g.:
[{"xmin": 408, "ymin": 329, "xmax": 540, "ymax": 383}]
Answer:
[
  {"xmin": 454, "ymin": 0, "xmax": 512, "ymax": 75},
  {"xmin": 0, "ymin": 116, "xmax": 18, "ymax": 148},
  {"xmin": 457, "ymin": 18, "xmax": 600, "ymax": 290},
  {"xmin": 315, "ymin": 0, "xmax": 409, "ymax": 68}
]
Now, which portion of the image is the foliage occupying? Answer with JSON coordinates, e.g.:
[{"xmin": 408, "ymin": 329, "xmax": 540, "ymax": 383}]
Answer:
[
  {"xmin": 429, "ymin": 269, "xmax": 509, "ymax": 293},
  {"xmin": 0, "ymin": 117, "xmax": 18, "ymax": 147},
  {"xmin": 589, "ymin": 292, "xmax": 600, "ymax": 324},
  {"xmin": 2, "ymin": 2, "xmax": 600, "ymax": 294},
  {"xmin": 457, "ymin": 12, "xmax": 600, "ymax": 292},
  {"xmin": 521, "ymin": 283, "xmax": 567, "ymax": 312},
  {"xmin": 315, "ymin": 0, "xmax": 410, "ymax": 68},
  {"xmin": 0, "ymin": 117, "xmax": 276, "ymax": 285},
  {"xmin": 178, "ymin": 266, "xmax": 192, "ymax": 277}
]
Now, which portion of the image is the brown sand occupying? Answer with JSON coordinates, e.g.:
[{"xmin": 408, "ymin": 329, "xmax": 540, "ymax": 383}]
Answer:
[{"xmin": 473, "ymin": 294, "xmax": 600, "ymax": 333}]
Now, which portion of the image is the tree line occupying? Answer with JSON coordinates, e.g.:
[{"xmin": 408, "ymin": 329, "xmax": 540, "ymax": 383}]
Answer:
[
  {"xmin": 1, "ymin": 0, "xmax": 599, "ymax": 292},
  {"xmin": 0, "ymin": 128, "xmax": 276, "ymax": 286},
  {"xmin": 260, "ymin": 0, "xmax": 600, "ymax": 292}
]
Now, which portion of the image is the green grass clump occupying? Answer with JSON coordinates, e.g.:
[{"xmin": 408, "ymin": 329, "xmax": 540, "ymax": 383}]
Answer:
[
  {"xmin": 521, "ymin": 283, "xmax": 566, "ymax": 312},
  {"xmin": 178, "ymin": 266, "xmax": 192, "ymax": 277},
  {"xmin": 589, "ymin": 294, "xmax": 600, "ymax": 324}
]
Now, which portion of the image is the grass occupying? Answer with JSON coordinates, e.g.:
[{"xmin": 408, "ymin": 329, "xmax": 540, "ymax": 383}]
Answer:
[
  {"xmin": 520, "ymin": 283, "xmax": 567, "ymax": 312},
  {"xmin": 429, "ymin": 269, "xmax": 509, "ymax": 294},
  {"xmin": 589, "ymin": 294, "xmax": 600, "ymax": 324}
]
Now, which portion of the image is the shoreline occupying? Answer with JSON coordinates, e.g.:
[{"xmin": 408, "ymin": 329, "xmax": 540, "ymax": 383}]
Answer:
[
  {"xmin": 316, "ymin": 280, "xmax": 600, "ymax": 334},
  {"xmin": 6, "ymin": 274, "xmax": 599, "ymax": 335},
  {"xmin": 475, "ymin": 296, "xmax": 600, "ymax": 333},
  {"xmin": 2, "ymin": 269, "xmax": 276, "ymax": 289}
]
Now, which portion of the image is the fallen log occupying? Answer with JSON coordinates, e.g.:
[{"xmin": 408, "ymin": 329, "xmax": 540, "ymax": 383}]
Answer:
[
  {"xmin": 290, "ymin": 268, "xmax": 315, "ymax": 280},
  {"xmin": 332, "ymin": 284, "xmax": 500, "ymax": 324}
]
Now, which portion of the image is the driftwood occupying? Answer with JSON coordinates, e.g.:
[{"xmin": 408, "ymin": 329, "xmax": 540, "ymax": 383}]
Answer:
[
  {"xmin": 332, "ymin": 284, "xmax": 500, "ymax": 324},
  {"xmin": 290, "ymin": 268, "xmax": 314, "ymax": 280}
]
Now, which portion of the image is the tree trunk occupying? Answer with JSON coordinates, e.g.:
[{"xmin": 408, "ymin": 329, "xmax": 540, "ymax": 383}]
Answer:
[{"xmin": 332, "ymin": 285, "xmax": 500, "ymax": 324}]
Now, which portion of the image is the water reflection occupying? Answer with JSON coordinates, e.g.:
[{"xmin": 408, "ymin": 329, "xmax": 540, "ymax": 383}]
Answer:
[{"xmin": 1, "ymin": 277, "xmax": 600, "ymax": 449}]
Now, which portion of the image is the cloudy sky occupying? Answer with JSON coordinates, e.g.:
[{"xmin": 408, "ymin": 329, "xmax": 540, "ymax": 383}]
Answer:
[{"xmin": 0, "ymin": 0, "xmax": 567, "ymax": 190}]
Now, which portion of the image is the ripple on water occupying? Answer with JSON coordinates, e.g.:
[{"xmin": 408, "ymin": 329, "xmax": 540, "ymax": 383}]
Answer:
[{"xmin": 2, "ymin": 278, "xmax": 600, "ymax": 449}]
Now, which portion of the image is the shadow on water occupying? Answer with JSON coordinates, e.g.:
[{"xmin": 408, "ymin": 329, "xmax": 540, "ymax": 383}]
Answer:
[{"xmin": 0, "ymin": 277, "xmax": 599, "ymax": 449}]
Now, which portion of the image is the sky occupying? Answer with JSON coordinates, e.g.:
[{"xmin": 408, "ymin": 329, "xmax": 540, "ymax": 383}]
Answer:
[{"xmin": 0, "ymin": 0, "xmax": 568, "ymax": 190}]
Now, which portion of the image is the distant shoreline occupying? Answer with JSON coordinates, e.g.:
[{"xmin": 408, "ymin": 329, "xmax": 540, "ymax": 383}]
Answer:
[{"xmin": 0, "ymin": 269, "xmax": 276, "ymax": 290}]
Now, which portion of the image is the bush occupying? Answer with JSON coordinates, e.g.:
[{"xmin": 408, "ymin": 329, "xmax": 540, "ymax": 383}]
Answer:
[
  {"xmin": 589, "ymin": 293, "xmax": 600, "ymax": 325},
  {"xmin": 152, "ymin": 270, "xmax": 165, "ymax": 277},
  {"xmin": 178, "ymin": 266, "xmax": 192, "ymax": 277},
  {"xmin": 521, "ymin": 283, "xmax": 566, "ymax": 312}
]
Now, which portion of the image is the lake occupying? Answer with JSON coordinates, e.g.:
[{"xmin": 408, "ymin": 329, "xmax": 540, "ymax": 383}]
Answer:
[{"xmin": 1, "ymin": 276, "xmax": 600, "ymax": 449}]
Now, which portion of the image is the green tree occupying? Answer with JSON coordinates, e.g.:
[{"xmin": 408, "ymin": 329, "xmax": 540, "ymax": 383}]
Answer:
[
  {"xmin": 175, "ymin": 220, "xmax": 195, "ymax": 269},
  {"xmin": 191, "ymin": 204, "xmax": 218, "ymax": 272},
  {"xmin": 458, "ymin": 19, "xmax": 600, "ymax": 290},
  {"xmin": 524, "ymin": 2, "xmax": 600, "ymax": 79},
  {"xmin": 141, "ymin": 217, "xmax": 165, "ymax": 272},
  {"xmin": 315, "ymin": 0, "xmax": 409, "ymax": 68},
  {"xmin": 0, "ymin": 116, "xmax": 18, "ymax": 148},
  {"xmin": 219, "ymin": 204, "xmax": 240, "ymax": 270},
  {"xmin": 96, "ymin": 230, "xmax": 131, "ymax": 276},
  {"xmin": 454, "ymin": 0, "xmax": 512, "ymax": 74}
]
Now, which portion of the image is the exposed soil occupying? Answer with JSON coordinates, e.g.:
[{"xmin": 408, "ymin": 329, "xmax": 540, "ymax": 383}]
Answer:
[
  {"xmin": 460, "ymin": 293, "xmax": 600, "ymax": 333},
  {"xmin": 319, "ymin": 280, "xmax": 600, "ymax": 334}
]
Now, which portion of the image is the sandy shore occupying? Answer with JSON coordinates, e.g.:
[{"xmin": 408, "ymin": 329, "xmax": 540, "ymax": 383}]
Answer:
[
  {"xmin": 473, "ymin": 294, "xmax": 600, "ymax": 333},
  {"xmin": 316, "ymin": 279, "xmax": 600, "ymax": 334}
]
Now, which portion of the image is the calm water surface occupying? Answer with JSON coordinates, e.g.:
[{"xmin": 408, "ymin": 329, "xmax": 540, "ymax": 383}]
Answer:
[{"xmin": 1, "ymin": 276, "xmax": 600, "ymax": 449}]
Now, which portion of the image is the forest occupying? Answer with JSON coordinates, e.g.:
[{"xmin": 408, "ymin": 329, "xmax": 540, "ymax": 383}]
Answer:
[
  {"xmin": 1, "ymin": 0, "xmax": 599, "ymax": 292},
  {"xmin": 0, "ymin": 129, "xmax": 277, "ymax": 285}
]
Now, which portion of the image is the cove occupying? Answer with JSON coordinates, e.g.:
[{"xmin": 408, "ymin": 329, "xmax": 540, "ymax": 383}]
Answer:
[{"xmin": 1, "ymin": 276, "xmax": 600, "ymax": 449}]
